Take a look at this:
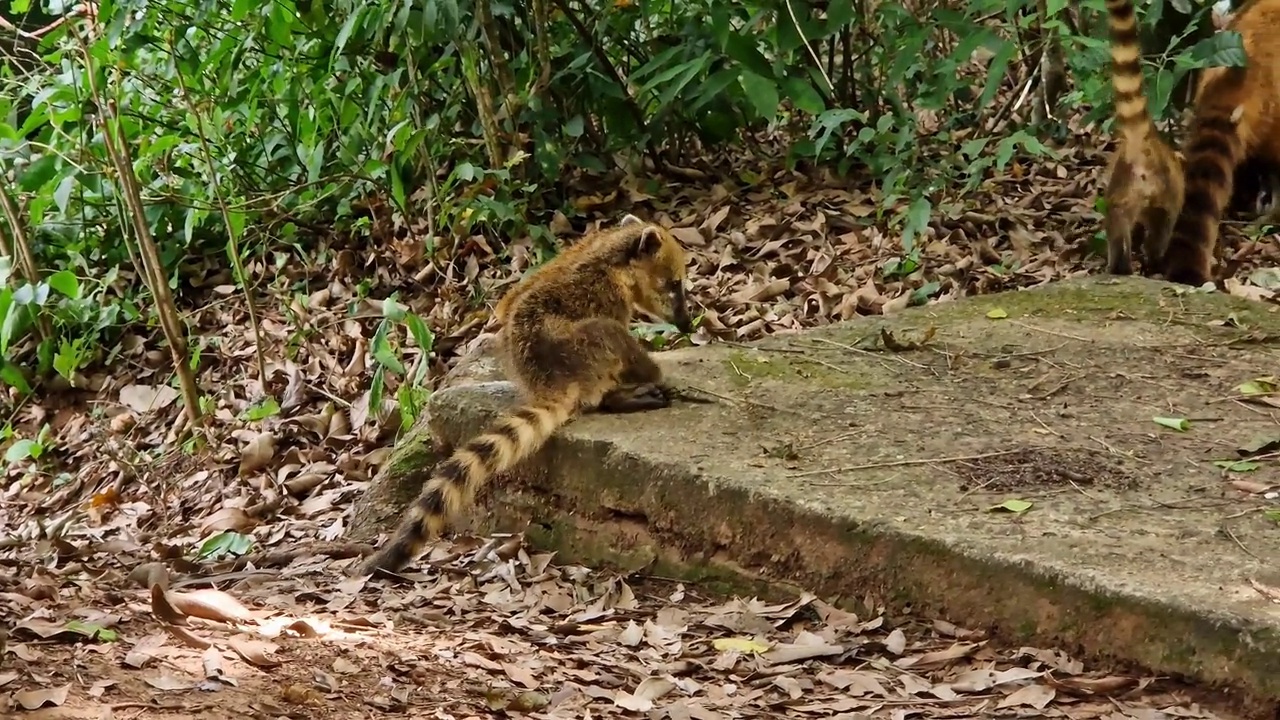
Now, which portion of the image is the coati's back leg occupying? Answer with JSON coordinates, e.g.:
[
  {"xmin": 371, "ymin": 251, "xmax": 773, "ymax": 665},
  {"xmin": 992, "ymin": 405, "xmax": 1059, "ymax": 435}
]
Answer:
[
  {"xmin": 1105, "ymin": 203, "xmax": 1138, "ymax": 275},
  {"xmin": 1138, "ymin": 206, "xmax": 1176, "ymax": 274}
]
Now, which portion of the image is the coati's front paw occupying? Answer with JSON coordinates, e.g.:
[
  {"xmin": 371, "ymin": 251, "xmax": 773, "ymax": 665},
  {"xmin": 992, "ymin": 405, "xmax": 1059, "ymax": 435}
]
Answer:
[{"xmin": 600, "ymin": 383, "xmax": 671, "ymax": 413}]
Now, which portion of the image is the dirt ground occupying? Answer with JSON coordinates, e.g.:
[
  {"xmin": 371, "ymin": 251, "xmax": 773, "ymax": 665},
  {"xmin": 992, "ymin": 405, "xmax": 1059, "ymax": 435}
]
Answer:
[{"xmin": 0, "ymin": 532, "xmax": 1251, "ymax": 720}]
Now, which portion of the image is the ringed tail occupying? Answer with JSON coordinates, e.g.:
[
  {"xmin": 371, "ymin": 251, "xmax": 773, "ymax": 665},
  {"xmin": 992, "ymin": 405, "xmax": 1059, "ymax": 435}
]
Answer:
[
  {"xmin": 362, "ymin": 393, "xmax": 579, "ymax": 573},
  {"xmin": 1163, "ymin": 102, "xmax": 1247, "ymax": 285},
  {"xmin": 1105, "ymin": 0, "xmax": 1153, "ymax": 145}
]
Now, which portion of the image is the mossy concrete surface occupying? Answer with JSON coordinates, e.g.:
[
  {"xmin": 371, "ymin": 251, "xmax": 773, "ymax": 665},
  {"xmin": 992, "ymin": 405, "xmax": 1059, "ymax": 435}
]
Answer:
[{"xmin": 420, "ymin": 276, "xmax": 1280, "ymax": 714}]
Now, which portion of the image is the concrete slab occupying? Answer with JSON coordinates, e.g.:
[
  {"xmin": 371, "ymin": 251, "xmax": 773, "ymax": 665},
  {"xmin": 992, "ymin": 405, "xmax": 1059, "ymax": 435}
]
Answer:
[{"xmin": 423, "ymin": 276, "xmax": 1280, "ymax": 714}]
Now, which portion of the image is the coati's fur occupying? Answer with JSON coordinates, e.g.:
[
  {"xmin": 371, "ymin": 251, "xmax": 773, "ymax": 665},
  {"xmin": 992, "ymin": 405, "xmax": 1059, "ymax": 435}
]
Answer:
[
  {"xmin": 1102, "ymin": 0, "xmax": 1185, "ymax": 276},
  {"xmin": 360, "ymin": 215, "xmax": 693, "ymax": 574},
  {"xmin": 1163, "ymin": 0, "xmax": 1280, "ymax": 285}
]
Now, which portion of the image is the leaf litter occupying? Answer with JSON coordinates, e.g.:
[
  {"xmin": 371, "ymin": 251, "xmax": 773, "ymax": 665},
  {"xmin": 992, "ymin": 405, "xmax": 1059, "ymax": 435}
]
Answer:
[{"xmin": 0, "ymin": 152, "xmax": 1271, "ymax": 718}]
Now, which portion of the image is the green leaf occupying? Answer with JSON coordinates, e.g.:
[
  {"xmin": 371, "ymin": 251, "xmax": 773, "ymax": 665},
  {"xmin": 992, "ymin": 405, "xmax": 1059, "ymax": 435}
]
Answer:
[
  {"xmin": 369, "ymin": 365, "xmax": 385, "ymax": 419},
  {"xmin": 986, "ymin": 308, "xmax": 1008, "ymax": 319},
  {"xmin": 1183, "ymin": 30, "xmax": 1246, "ymax": 68},
  {"xmin": 19, "ymin": 155, "xmax": 59, "ymax": 192},
  {"xmin": 197, "ymin": 530, "xmax": 255, "ymax": 559},
  {"xmin": 63, "ymin": 620, "xmax": 118, "ymax": 643},
  {"xmin": 739, "ymin": 71, "xmax": 780, "ymax": 123},
  {"xmin": 404, "ymin": 313, "xmax": 434, "ymax": 354},
  {"xmin": 977, "ymin": 39, "xmax": 1016, "ymax": 108},
  {"xmin": 371, "ymin": 323, "xmax": 406, "ymax": 375},
  {"xmin": 1213, "ymin": 460, "xmax": 1260, "ymax": 473},
  {"xmin": 1153, "ymin": 416, "xmax": 1190, "ymax": 432},
  {"xmin": 334, "ymin": 6, "xmax": 364, "ymax": 56},
  {"xmin": 1265, "ymin": 509, "xmax": 1280, "ymax": 526},
  {"xmin": 1239, "ymin": 436, "xmax": 1280, "ymax": 456},
  {"xmin": 53, "ymin": 339, "xmax": 80, "ymax": 380},
  {"xmin": 1236, "ymin": 377, "xmax": 1278, "ymax": 396},
  {"xmin": 778, "ymin": 76, "xmax": 829, "ymax": 115},
  {"xmin": 46, "ymin": 270, "xmax": 80, "ymax": 299},
  {"xmin": 52, "ymin": 175, "xmax": 75, "ymax": 214},
  {"xmin": 5, "ymin": 439, "xmax": 42, "ymax": 463},
  {"xmin": 900, "ymin": 197, "xmax": 932, "ymax": 254},
  {"xmin": 381, "ymin": 297, "xmax": 407, "ymax": 322},
  {"xmin": 241, "ymin": 397, "xmax": 281, "ymax": 422},
  {"xmin": 988, "ymin": 498, "xmax": 1032, "ymax": 514},
  {"xmin": 0, "ymin": 360, "xmax": 30, "ymax": 395}
]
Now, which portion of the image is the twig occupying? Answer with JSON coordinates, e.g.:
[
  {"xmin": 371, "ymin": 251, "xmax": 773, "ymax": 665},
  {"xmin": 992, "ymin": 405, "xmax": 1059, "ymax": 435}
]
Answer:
[
  {"xmin": 1029, "ymin": 372, "xmax": 1081, "ymax": 400},
  {"xmin": 787, "ymin": 448, "xmax": 1032, "ymax": 479},
  {"xmin": 0, "ymin": 186, "xmax": 52, "ymax": 342},
  {"xmin": 781, "ymin": 0, "xmax": 835, "ymax": 96},
  {"xmin": 550, "ymin": 0, "xmax": 660, "ymax": 165},
  {"xmin": 168, "ymin": 33, "xmax": 269, "ymax": 392},
  {"xmin": 1222, "ymin": 525, "xmax": 1261, "ymax": 562},
  {"xmin": 685, "ymin": 385, "xmax": 817, "ymax": 418},
  {"xmin": 1009, "ymin": 320, "xmax": 1092, "ymax": 343},
  {"xmin": 75, "ymin": 28, "xmax": 203, "ymax": 429},
  {"xmin": 1029, "ymin": 410, "xmax": 1062, "ymax": 437}
]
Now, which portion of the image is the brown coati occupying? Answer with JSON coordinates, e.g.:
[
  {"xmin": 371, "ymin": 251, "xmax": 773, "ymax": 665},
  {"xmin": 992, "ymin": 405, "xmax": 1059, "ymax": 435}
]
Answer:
[
  {"xmin": 360, "ymin": 215, "xmax": 693, "ymax": 574},
  {"xmin": 1162, "ymin": 0, "xmax": 1280, "ymax": 285},
  {"xmin": 1101, "ymin": 0, "xmax": 1186, "ymax": 276}
]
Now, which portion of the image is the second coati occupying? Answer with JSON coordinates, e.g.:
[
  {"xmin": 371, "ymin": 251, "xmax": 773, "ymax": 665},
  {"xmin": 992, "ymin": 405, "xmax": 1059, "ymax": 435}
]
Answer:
[{"xmin": 1162, "ymin": 0, "xmax": 1280, "ymax": 285}]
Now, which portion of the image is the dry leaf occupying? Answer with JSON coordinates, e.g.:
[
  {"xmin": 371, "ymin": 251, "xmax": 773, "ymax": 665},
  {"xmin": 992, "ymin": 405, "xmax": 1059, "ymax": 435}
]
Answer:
[
  {"xmin": 119, "ymin": 384, "xmax": 180, "ymax": 413},
  {"xmin": 14, "ymin": 684, "xmax": 70, "ymax": 710},
  {"xmin": 997, "ymin": 683, "xmax": 1055, "ymax": 709},
  {"xmin": 884, "ymin": 628, "xmax": 906, "ymax": 655},
  {"xmin": 169, "ymin": 589, "xmax": 256, "ymax": 623},
  {"xmin": 239, "ymin": 431, "xmax": 276, "ymax": 475},
  {"xmin": 144, "ymin": 672, "xmax": 196, "ymax": 691},
  {"xmin": 614, "ymin": 677, "xmax": 675, "ymax": 712},
  {"xmin": 124, "ymin": 633, "xmax": 169, "ymax": 668},
  {"xmin": 200, "ymin": 506, "xmax": 255, "ymax": 534},
  {"xmin": 229, "ymin": 637, "xmax": 283, "ymax": 668}
]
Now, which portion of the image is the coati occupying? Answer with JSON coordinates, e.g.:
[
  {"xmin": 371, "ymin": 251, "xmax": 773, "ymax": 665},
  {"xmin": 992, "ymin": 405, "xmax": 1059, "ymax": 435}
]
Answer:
[
  {"xmin": 1162, "ymin": 0, "xmax": 1280, "ymax": 285},
  {"xmin": 360, "ymin": 215, "xmax": 694, "ymax": 574},
  {"xmin": 1101, "ymin": 0, "xmax": 1185, "ymax": 276}
]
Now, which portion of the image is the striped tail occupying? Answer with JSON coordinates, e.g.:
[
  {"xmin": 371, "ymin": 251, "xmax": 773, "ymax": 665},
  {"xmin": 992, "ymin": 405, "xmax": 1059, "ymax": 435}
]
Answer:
[
  {"xmin": 1105, "ymin": 0, "xmax": 1153, "ymax": 146},
  {"xmin": 1163, "ymin": 76, "xmax": 1250, "ymax": 286},
  {"xmin": 361, "ymin": 393, "xmax": 578, "ymax": 573}
]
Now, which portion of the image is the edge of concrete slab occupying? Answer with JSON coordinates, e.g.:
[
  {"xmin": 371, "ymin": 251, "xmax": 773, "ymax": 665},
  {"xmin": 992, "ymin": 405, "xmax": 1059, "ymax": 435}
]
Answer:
[{"xmin": 428, "ymin": 380, "xmax": 1280, "ymax": 719}]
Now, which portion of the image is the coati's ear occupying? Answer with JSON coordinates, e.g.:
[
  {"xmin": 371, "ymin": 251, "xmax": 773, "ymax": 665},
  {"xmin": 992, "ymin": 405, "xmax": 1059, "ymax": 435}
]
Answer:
[
  {"xmin": 620, "ymin": 214, "xmax": 644, "ymax": 227},
  {"xmin": 626, "ymin": 226, "xmax": 664, "ymax": 261}
]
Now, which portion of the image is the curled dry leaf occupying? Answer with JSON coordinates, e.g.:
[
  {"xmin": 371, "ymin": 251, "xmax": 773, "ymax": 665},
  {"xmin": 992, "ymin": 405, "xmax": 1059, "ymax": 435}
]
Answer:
[
  {"xmin": 761, "ymin": 641, "xmax": 843, "ymax": 664},
  {"xmin": 163, "ymin": 623, "xmax": 213, "ymax": 650},
  {"xmin": 202, "ymin": 645, "xmax": 225, "ymax": 680},
  {"xmin": 501, "ymin": 662, "xmax": 540, "ymax": 690},
  {"xmin": 14, "ymin": 684, "xmax": 70, "ymax": 710},
  {"xmin": 119, "ymin": 384, "xmax": 180, "ymax": 413},
  {"xmin": 123, "ymin": 632, "xmax": 169, "ymax": 669},
  {"xmin": 239, "ymin": 431, "xmax": 276, "ymax": 475},
  {"xmin": 229, "ymin": 636, "xmax": 283, "ymax": 668},
  {"xmin": 1045, "ymin": 673, "xmax": 1137, "ymax": 696},
  {"xmin": 883, "ymin": 628, "xmax": 906, "ymax": 655},
  {"xmin": 997, "ymin": 683, "xmax": 1055, "ymax": 709},
  {"xmin": 144, "ymin": 672, "xmax": 196, "ymax": 691},
  {"xmin": 168, "ymin": 589, "xmax": 256, "ymax": 624},
  {"xmin": 150, "ymin": 584, "xmax": 188, "ymax": 626},
  {"xmin": 613, "ymin": 677, "xmax": 675, "ymax": 712},
  {"xmin": 200, "ymin": 506, "xmax": 255, "ymax": 534}
]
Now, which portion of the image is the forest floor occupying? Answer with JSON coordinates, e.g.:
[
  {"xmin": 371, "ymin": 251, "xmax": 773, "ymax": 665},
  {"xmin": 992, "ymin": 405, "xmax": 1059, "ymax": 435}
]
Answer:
[{"xmin": 1, "ymin": 147, "xmax": 1277, "ymax": 719}]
